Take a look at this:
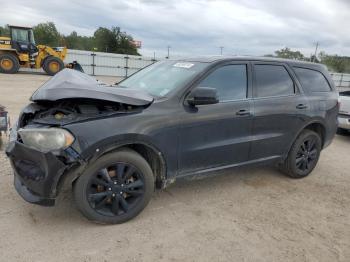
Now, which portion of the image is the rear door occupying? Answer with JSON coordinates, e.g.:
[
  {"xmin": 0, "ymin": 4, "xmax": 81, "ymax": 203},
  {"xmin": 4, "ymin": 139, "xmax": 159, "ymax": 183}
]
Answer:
[
  {"xmin": 250, "ymin": 62, "xmax": 309, "ymax": 160},
  {"xmin": 178, "ymin": 62, "xmax": 253, "ymax": 175}
]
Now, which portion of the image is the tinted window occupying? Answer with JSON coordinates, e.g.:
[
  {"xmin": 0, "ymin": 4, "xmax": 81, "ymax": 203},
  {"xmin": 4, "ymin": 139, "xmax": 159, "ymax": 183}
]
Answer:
[
  {"xmin": 254, "ymin": 65, "xmax": 294, "ymax": 97},
  {"xmin": 293, "ymin": 67, "xmax": 331, "ymax": 92},
  {"xmin": 199, "ymin": 65, "xmax": 247, "ymax": 101}
]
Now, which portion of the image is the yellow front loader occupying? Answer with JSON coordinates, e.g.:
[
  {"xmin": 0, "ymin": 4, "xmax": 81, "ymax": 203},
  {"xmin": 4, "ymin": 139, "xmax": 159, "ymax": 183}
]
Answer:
[{"xmin": 0, "ymin": 25, "xmax": 69, "ymax": 75}]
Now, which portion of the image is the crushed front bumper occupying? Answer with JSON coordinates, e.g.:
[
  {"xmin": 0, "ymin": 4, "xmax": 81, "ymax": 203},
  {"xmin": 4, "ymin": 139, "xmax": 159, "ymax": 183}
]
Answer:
[{"xmin": 6, "ymin": 141, "xmax": 70, "ymax": 206}]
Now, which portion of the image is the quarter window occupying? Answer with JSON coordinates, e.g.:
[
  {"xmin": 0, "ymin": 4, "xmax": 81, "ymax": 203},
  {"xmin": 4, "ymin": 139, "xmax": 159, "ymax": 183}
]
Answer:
[
  {"xmin": 198, "ymin": 65, "xmax": 247, "ymax": 101},
  {"xmin": 254, "ymin": 65, "xmax": 294, "ymax": 97},
  {"xmin": 293, "ymin": 67, "xmax": 331, "ymax": 92}
]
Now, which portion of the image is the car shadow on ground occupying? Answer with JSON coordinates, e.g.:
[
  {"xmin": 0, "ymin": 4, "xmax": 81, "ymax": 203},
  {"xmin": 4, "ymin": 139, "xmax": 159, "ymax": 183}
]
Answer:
[{"xmin": 37, "ymin": 163, "xmax": 288, "ymax": 227}]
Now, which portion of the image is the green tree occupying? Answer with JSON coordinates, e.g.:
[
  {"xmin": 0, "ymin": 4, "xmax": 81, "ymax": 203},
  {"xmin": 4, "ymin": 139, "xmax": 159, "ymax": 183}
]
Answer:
[
  {"xmin": 32, "ymin": 22, "xmax": 61, "ymax": 46},
  {"xmin": 0, "ymin": 25, "xmax": 10, "ymax": 36},
  {"xmin": 2, "ymin": 22, "xmax": 140, "ymax": 55},
  {"xmin": 93, "ymin": 26, "xmax": 139, "ymax": 55},
  {"xmin": 274, "ymin": 47, "xmax": 305, "ymax": 60},
  {"xmin": 64, "ymin": 31, "xmax": 93, "ymax": 50},
  {"xmin": 319, "ymin": 52, "xmax": 350, "ymax": 73}
]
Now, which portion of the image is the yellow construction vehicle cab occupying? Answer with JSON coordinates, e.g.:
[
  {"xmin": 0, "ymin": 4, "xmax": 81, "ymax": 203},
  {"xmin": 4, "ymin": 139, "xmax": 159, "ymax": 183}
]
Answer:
[{"xmin": 0, "ymin": 25, "xmax": 67, "ymax": 75}]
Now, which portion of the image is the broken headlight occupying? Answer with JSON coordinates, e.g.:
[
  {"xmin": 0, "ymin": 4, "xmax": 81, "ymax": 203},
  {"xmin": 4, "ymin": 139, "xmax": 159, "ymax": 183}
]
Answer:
[{"xmin": 18, "ymin": 128, "xmax": 75, "ymax": 152}]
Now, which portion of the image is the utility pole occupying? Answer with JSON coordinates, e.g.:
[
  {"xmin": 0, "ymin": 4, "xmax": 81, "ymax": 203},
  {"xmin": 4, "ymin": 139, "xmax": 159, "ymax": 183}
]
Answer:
[
  {"xmin": 219, "ymin": 46, "xmax": 224, "ymax": 55},
  {"xmin": 166, "ymin": 46, "xmax": 171, "ymax": 59},
  {"xmin": 313, "ymin": 42, "xmax": 319, "ymax": 62}
]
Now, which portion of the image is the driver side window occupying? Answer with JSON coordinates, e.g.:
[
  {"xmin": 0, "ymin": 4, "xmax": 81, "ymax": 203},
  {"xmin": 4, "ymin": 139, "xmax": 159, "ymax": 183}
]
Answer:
[{"xmin": 198, "ymin": 64, "xmax": 247, "ymax": 102}]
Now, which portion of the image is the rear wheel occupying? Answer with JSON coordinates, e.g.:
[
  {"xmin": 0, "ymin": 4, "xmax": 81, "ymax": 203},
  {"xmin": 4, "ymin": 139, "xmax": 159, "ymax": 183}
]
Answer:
[
  {"xmin": 43, "ymin": 56, "xmax": 64, "ymax": 75},
  {"xmin": 0, "ymin": 53, "xmax": 20, "ymax": 74},
  {"xmin": 74, "ymin": 149, "xmax": 154, "ymax": 224},
  {"xmin": 280, "ymin": 130, "xmax": 322, "ymax": 178}
]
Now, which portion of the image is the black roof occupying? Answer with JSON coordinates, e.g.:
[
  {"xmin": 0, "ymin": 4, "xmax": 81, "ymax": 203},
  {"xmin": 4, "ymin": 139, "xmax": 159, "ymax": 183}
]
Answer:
[
  {"xmin": 179, "ymin": 55, "xmax": 326, "ymax": 70},
  {"xmin": 8, "ymin": 25, "xmax": 32, "ymax": 30}
]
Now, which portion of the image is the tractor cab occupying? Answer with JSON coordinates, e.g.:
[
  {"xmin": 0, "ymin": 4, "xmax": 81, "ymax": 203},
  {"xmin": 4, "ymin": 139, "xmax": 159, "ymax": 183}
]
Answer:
[
  {"xmin": 9, "ymin": 25, "xmax": 38, "ymax": 55},
  {"xmin": 0, "ymin": 24, "xmax": 81, "ymax": 75}
]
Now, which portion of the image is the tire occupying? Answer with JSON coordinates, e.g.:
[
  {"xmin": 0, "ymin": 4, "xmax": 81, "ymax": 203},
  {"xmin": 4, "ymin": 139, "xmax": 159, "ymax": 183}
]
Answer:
[
  {"xmin": 337, "ymin": 128, "xmax": 349, "ymax": 136},
  {"xmin": 74, "ymin": 149, "xmax": 154, "ymax": 224},
  {"xmin": 0, "ymin": 53, "xmax": 20, "ymax": 74},
  {"xmin": 42, "ymin": 56, "xmax": 64, "ymax": 75},
  {"xmin": 280, "ymin": 130, "xmax": 322, "ymax": 178}
]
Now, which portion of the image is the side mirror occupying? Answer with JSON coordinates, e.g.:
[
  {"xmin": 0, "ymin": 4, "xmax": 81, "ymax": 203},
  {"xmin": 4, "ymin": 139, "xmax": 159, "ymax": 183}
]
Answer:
[{"xmin": 186, "ymin": 87, "xmax": 219, "ymax": 106}]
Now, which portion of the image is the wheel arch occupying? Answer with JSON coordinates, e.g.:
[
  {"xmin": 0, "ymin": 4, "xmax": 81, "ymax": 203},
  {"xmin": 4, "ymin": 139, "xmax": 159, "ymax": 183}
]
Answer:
[
  {"xmin": 63, "ymin": 138, "xmax": 168, "ymax": 191},
  {"xmin": 0, "ymin": 49, "xmax": 19, "ymax": 56},
  {"xmin": 303, "ymin": 122, "xmax": 326, "ymax": 147},
  {"xmin": 100, "ymin": 142, "xmax": 167, "ymax": 189},
  {"xmin": 284, "ymin": 120, "xmax": 326, "ymax": 160}
]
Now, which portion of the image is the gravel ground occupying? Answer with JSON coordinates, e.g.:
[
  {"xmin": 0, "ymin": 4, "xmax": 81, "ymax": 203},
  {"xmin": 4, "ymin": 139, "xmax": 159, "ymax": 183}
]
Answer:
[{"xmin": 0, "ymin": 72, "xmax": 350, "ymax": 262}]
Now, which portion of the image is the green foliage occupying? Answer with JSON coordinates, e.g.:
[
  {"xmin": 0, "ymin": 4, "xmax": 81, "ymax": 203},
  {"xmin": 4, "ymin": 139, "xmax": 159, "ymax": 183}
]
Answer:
[
  {"xmin": 92, "ymin": 26, "xmax": 139, "ymax": 55},
  {"xmin": 274, "ymin": 47, "xmax": 305, "ymax": 60},
  {"xmin": 16, "ymin": 22, "xmax": 140, "ymax": 55},
  {"xmin": 33, "ymin": 22, "xmax": 61, "ymax": 46},
  {"xmin": 267, "ymin": 47, "xmax": 350, "ymax": 73},
  {"xmin": 0, "ymin": 25, "xmax": 10, "ymax": 37},
  {"xmin": 319, "ymin": 52, "xmax": 350, "ymax": 73},
  {"xmin": 64, "ymin": 31, "xmax": 94, "ymax": 50}
]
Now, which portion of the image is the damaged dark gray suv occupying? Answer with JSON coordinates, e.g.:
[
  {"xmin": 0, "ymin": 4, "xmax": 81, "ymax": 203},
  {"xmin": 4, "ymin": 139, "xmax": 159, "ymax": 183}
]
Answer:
[{"xmin": 6, "ymin": 57, "xmax": 338, "ymax": 224}]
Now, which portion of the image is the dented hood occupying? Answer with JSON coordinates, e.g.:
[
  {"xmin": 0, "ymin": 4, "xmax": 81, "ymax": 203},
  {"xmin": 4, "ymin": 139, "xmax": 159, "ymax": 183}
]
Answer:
[{"xmin": 30, "ymin": 69, "xmax": 154, "ymax": 106}]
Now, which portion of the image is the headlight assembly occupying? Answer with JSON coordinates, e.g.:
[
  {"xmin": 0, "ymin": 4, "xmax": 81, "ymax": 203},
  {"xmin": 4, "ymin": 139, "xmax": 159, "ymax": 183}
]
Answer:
[{"xmin": 18, "ymin": 128, "xmax": 75, "ymax": 152}]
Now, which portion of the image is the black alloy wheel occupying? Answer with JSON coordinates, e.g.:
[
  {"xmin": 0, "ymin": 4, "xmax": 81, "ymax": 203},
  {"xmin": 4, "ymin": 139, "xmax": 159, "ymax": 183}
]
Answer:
[
  {"xmin": 74, "ymin": 149, "xmax": 154, "ymax": 224},
  {"xmin": 87, "ymin": 163, "xmax": 145, "ymax": 217},
  {"xmin": 280, "ymin": 129, "xmax": 321, "ymax": 178},
  {"xmin": 295, "ymin": 137, "xmax": 318, "ymax": 173}
]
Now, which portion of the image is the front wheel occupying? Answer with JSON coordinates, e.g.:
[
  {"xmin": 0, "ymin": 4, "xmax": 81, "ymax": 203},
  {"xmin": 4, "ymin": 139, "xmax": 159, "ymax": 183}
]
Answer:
[
  {"xmin": 0, "ymin": 53, "xmax": 20, "ymax": 74},
  {"xmin": 74, "ymin": 149, "xmax": 154, "ymax": 224},
  {"xmin": 280, "ymin": 130, "xmax": 322, "ymax": 178},
  {"xmin": 42, "ymin": 56, "xmax": 64, "ymax": 75}
]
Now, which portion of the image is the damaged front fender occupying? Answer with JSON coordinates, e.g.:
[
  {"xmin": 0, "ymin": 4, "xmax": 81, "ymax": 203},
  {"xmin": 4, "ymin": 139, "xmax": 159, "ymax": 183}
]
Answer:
[{"xmin": 6, "ymin": 141, "xmax": 81, "ymax": 206}]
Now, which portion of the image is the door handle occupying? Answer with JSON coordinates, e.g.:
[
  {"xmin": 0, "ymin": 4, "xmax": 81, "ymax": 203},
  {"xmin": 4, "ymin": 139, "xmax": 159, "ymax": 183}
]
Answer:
[
  {"xmin": 236, "ymin": 109, "xmax": 251, "ymax": 116},
  {"xmin": 296, "ymin": 104, "xmax": 308, "ymax": 109}
]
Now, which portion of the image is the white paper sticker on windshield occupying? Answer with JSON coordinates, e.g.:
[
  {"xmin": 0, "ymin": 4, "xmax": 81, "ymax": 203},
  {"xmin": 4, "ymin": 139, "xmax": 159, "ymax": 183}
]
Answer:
[{"xmin": 173, "ymin": 62, "xmax": 194, "ymax": 69}]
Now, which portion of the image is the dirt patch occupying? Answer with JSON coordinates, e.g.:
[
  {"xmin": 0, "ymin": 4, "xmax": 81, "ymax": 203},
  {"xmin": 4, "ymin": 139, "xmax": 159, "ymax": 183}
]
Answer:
[{"xmin": 0, "ymin": 72, "xmax": 350, "ymax": 262}]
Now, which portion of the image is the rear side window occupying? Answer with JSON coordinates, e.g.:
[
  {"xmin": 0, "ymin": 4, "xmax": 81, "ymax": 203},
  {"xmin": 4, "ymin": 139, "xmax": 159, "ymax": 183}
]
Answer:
[
  {"xmin": 254, "ymin": 65, "xmax": 294, "ymax": 98},
  {"xmin": 199, "ymin": 64, "xmax": 247, "ymax": 101},
  {"xmin": 293, "ymin": 67, "xmax": 331, "ymax": 92}
]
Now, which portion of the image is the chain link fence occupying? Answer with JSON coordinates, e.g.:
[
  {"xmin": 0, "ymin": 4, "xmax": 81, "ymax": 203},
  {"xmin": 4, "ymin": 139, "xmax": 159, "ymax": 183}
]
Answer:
[
  {"xmin": 329, "ymin": 73, "xmax": 350, "ymax": 92},
  {"xmin": 65, "ymin": 49, "xmax": 157, "ymax": 77}
]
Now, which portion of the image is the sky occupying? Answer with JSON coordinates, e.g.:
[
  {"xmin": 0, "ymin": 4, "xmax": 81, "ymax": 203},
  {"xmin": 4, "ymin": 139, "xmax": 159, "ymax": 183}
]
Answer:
[{"xmin": 1, "ymin": 0, "xmax": 349, "ymax": 58}]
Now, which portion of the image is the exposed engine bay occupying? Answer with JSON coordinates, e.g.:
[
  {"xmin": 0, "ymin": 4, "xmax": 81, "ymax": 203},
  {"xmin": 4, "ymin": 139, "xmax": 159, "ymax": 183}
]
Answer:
[
  {"xmin": 16, "ymin": 69, "xmax": 154, "ymax": 128},
  {"xmin": 19, "ymin": 99, "xmax": 145, "ymax": 127}
]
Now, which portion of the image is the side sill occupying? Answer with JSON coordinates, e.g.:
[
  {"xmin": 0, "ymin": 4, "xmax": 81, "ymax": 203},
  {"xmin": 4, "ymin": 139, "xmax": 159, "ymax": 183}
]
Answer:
[{"xmin": 176, "ymin": 155, "xmax": 282, "ymax": 180}]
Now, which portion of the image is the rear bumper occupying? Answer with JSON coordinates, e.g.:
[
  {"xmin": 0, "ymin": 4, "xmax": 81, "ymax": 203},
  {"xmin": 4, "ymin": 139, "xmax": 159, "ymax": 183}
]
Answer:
[
  {"xmin": 0, "ymin": 116, "xmax": 8, "ymax": 131},
  {"xmin": 338, "ymin": 115, "xmax": 350, "ymax": 130},
  {"xmin": 6, "ymin": 141, "xmax": 72, "ymax": 206}
]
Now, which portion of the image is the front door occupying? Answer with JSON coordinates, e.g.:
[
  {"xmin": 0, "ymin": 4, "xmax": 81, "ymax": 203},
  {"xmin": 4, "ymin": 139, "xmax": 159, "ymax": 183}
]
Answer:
[{"xmin": 178, "ymin": 63, "xmax": 253, "ymax": 175}]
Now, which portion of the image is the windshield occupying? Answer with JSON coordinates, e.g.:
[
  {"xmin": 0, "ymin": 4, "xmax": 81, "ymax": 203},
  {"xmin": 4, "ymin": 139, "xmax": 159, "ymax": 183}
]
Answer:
[
  {"xmin": 119, "ymin": 60, "xmax": 208, "ymax": 97},
  {"xmin": 11, "ymin": 28, "xmax": 29, "ymax": 42}
]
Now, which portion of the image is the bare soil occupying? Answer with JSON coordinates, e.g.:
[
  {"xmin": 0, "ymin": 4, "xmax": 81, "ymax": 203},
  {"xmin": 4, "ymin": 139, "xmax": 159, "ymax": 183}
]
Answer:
[{"xmin": 0, "ymin": 72, "xmax": 349, "ymax": 262}]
